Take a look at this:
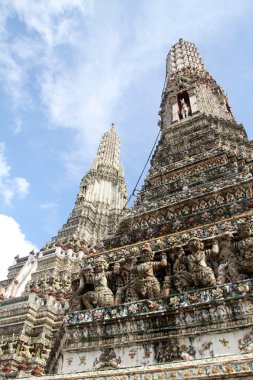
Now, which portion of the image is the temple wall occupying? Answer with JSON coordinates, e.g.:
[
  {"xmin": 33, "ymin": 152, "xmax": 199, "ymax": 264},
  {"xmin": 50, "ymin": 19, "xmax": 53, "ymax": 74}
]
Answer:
[{"xmin": 59, "ymin": 327, "xmax": 252, "ymax": 374}]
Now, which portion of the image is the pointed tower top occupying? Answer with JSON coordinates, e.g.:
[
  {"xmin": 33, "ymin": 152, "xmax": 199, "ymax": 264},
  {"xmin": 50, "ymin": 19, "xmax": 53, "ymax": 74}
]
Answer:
[
  {"xmin": 108, "ymin": 122, "xmax": 117, "ymax": 135},
  {"xmin": 166, "ymin": 38, "xmax": 205, "ymax": 81},
  {"xmin": 161, "ymin": 39, "xmax": 234, "ymax": 124},
  {"xmin": 50, "ymin": 124, "xmax": 127, "ymax": 246},
  {"xmin": 95, "ymin": 123, "xmax": 120, "ymax": 170}
]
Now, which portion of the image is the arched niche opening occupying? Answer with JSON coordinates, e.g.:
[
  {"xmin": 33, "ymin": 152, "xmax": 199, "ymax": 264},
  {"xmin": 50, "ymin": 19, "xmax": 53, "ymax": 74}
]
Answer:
[{"xmin": 177, "ymin": 90, "xmax": 192, "ymax": 120}]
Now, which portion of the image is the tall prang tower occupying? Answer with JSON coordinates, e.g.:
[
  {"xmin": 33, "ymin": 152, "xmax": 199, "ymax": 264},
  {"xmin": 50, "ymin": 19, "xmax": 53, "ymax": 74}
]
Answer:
[
  {"xmin": 105, "ymin": 38, "xmax": 253, "ymax": 248},
  {"xmin": 43, "ymin": 39, "xmax": 253, "ymax": 380},
  {"xmin": 1, "ymin": 39, "xmax": 253, "ymax": 380},
  {"xmin": 52, "ymin": 123, "xmax": 127, "ymax": 246}
]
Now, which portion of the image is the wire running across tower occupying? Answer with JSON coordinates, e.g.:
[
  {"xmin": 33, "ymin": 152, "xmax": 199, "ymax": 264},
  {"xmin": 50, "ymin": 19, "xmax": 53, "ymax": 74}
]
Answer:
[{"xmin": 122, "ymin": 128, "xmax": 161, "ymax": 213}]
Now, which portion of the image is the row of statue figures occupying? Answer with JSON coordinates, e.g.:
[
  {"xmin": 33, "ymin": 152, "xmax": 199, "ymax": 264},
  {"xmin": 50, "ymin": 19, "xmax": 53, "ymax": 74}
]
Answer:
[
  {"xmin": 0, "ymin": 339, "xmax": 50, "ymax": 361},
  {"xmin": 71, "ymin": 222, "xmax": 253, "ymax": 310}
]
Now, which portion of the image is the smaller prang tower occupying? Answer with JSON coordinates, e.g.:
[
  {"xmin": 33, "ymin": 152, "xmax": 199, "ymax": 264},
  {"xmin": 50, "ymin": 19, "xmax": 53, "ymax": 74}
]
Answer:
[
  {"xmin": 0, "ymin": 125, "xmax": 127, "ymax": 379},
  {"xmin": 52, "ymin": 123, "xmax": 127, "ymax": 246}
]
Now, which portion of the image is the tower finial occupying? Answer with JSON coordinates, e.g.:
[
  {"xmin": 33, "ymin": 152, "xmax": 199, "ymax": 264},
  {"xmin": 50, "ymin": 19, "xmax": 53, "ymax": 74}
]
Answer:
[
  {"xmin": 162, "ymin": 39, "xmax": 234, "ymax": 126},
  {"xmin": 166, "ymin": 39, "xmax": 205, "ymax": 81}
]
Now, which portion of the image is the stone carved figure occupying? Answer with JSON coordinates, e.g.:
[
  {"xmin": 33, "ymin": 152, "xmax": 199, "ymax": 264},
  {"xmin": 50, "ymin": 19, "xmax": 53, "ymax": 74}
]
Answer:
[
  {"xmin": 68, "ymin": 277, "xmax": 82, "ymax": 312},
  {"xmin": 40, "ymin": 346, "xmax": 51, "ymax": 360},
  {"xmin": 216, "ymin": 232, "xmax": 242, "ymax": 284},
  {"xmin": 0, "ymin": 340, "xmax": 6, "ymax": 356},
  {"xmin": 77, "ymin": 257, "xmax": 114, "ymax": 309},
  {"xmin": 237, "ymin": 223, "xmax": 253, "ymax": 275},
  {"xmin": 156, "ymin": 339, "xmax": 181, "ymax": 362},
  {"xmin": 20, "ymin": 342, "xmax": 33, "ymax": 359},
  {"xmin": 51, "ymin": 277, "xmax": 62, "ymax": 291},
  {"xmin": 93, "ymin": 348, "xmax": 121, "ymax": 370},
  {"xmin": 7, "ymin": 340, "xmax": 15, "ymax": 354},
  {"xmin": 115, "ymin": 253, "xmax": 137, "ymax": 304},
  {"xmin": 239, "ymin": 331, "xmax": 253, "ymax": 354},
  {"xmin": 173, "ymin": 247, "xmax": 192, "ymax": 292},
  {"xmin": 181, "ymin": 351, "xmax": 195, "ymax": 361},
  {"xmin": 180, "ymin": 98, "xmax": 189, "ymax": 118},
  {"xmin": 33, "ymin": 344, "xmax": 42, "ymax": 359},
  {"xmin": 187, "ymin": 237, "xmax": 217, "ymax": 288},
  {"xmin": 131, "ymin": 243, "xmax": 167, "ymax": 300}
]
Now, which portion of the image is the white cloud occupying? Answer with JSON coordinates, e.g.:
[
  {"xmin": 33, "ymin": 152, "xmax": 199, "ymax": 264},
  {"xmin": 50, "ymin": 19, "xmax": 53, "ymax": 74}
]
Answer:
[
  {"xmin": 0, "ymin": 0, "xmax": 92, "ymax": 106},
  {"xmin": 6, "ymin": 0, "xmax": 93, "ymax": 47},
  {"xmin": 0, "ymin": 214, "xmax": 37, "ymax": 280},
  {"xmin": 0, "ymin": 142, "xmax": 30, "ymax": 205},
  {"xmin": 14, "ymin": 177, "xmax": 30, "ymax": 198},
  {"xmin": 39, "ymin": 202, "xmax": 58, "ymax": 210},
  {"xmin": 14, "ymin": 118, "xmax": 22, "ymax": 134},
  {"xmin": 0, "ymin": 142, "xmax": 10, "ymax": 177}
]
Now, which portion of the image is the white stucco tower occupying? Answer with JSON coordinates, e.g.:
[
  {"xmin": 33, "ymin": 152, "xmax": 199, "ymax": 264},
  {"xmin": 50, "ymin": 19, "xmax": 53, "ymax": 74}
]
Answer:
[
  {"xmin": 161, "ymin": 38, "xmax": 234, "ymax": 126},
  {"xmin": 54, "ymin": 124, "xmax": 127, "ymax": 246}
]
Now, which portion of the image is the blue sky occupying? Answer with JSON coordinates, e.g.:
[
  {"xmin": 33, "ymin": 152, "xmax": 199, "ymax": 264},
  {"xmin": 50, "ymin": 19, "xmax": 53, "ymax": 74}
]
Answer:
[{"xmin": 0, "ymin": 0, "xmax": 253, "ymax": 279}]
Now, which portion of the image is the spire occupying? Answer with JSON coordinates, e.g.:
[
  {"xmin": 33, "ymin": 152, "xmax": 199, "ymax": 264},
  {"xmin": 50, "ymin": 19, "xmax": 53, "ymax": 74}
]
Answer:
[
  {"xmin": 50, "ymin": 124, "xmax": 127, "ymax": 246},
  {"xmin": 161, "ymin": 38, "xmax": 234, "ymax": 127},
  {"xmin": 110, "ymin": 122, "xmax": 116, "ymax": 131},
  {"xmin": 95, "ymin": 123, "xmax": 120, "ymax": 171},
  {"xmin": 104, "ymin": 39, "xmax": 251, "ymax": 250},
  {"xmin": 166, "ymin": 38, "xmax": 205, "ymax": 82}
]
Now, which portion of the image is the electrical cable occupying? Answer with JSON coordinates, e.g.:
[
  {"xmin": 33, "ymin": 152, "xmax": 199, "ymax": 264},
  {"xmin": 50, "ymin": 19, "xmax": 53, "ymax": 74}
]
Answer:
[{"xmin": 121, "ymin": 128, "xmax": 161, "ymax": 213}]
